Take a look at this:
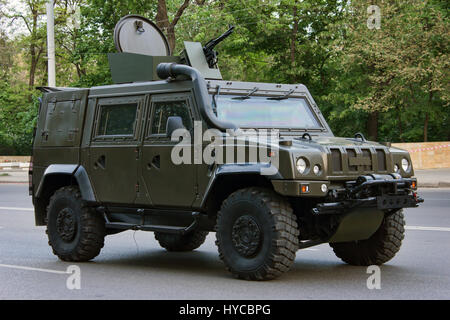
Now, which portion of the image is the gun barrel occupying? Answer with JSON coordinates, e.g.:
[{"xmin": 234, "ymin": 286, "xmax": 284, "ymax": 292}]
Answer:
[
  {"xmin": 204, "ymin": 26, "xmax": 234, "ymax": 51},
  {"xmin": 203, "ymin": 26, "xmax": 235, "ymax": 68}
]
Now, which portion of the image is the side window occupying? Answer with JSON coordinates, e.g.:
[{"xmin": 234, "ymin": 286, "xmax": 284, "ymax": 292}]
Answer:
[
  {"xmin": 97, "ymin": 103, "xmax": 137, "ymax": 136},
  {"xmin": 150, "ymin": 100, "xmax": 192, "ymax": 135},
  {"xmin": 93, "ymin": 96, "xmax": 143, "ymax": 141}
]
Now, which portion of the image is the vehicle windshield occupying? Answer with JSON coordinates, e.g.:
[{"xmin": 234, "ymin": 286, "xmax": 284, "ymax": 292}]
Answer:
[{"xmin": 213, "ymin": 95, "xmax": 322, "ymax": 129}]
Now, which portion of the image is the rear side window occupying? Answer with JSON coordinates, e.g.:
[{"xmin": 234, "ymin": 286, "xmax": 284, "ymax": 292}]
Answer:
[
  {"xmin": 97, "ymin": 103, "xmax": 137, "ymax": 136},
  {"xmin": 93, "ymin": 95, "xmax": 144, "ymax": 141},
  {"xmin": 150, "ymin": 100, "xmax": 192, "ymax": 135}
]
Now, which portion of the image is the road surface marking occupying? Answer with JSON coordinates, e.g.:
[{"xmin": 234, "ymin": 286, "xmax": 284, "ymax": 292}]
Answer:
[
  {"xmin": 0, "ymin": 263, "xmax": 68, "ymax": 275},
  {"xmin": 405, "ymin": 226, "xmax": 450, "ymax": 232},
  {"xmin": 0, "ymin": 207, "xmax": 33, "ymax": 211}
]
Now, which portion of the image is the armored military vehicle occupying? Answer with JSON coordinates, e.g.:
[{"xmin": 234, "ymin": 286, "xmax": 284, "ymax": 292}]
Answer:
[{"xmin": 30, "ymin": 15, "xmax": 423, "ymax": 280}]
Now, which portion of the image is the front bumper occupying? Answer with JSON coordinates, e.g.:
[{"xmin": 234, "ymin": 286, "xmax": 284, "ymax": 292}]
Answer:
[
  {"xmin": 313, "ymin": 174, "xmax": 423, "ymax": 215},
  {"xmin": 272, "ymin": 174, "xmax": 423, "ymax": 214}
]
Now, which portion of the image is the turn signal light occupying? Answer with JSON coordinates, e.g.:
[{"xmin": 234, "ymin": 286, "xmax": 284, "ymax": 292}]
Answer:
[
  {"xmin": 411, "ymin": 181, "xmax": 417, "ymax": 189},
  {"xmin": 301, "ymin": 184, "xmax": 310, "ymax": 193}
]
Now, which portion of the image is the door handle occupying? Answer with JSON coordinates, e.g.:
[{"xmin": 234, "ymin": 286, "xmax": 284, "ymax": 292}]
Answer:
[
  {"xmin": 94, "ymin": 155, "xmax": 106, "ymax": 170},
  {"xmin": 148, "ymin": 155, "xmax": 160, "ymax": 170}
]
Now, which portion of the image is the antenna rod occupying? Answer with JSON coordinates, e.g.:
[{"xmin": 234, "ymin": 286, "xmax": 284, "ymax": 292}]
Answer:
[{"xmin": 46, "ymin": 0, "xmax": 56, "ymax": 87}]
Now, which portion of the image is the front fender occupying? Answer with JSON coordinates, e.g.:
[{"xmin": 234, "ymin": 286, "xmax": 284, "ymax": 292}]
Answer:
[{"xmin": 200, "ymin": 163, "xmax": 283, "ymax": 208}]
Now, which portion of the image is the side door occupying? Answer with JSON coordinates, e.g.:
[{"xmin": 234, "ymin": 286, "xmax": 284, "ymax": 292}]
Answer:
[
  {"xmin": 140, "ymin": 93, "xmax": 197, "ymax": 208},
  {"xmin": 88, "ymin": 95, "xmax": 144, "ymax": 204}
]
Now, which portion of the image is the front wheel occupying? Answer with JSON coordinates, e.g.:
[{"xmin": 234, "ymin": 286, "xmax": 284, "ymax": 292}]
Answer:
[
  {"xmin": 46, "ymin": 186, "xmax": 105, "ymax": 262},
  {"xmin": 330, "ymin": 209, "xmax": 405, "ymax": 266},
  {"xmin": 216, "ymin": 187, "xmax": 299, "ymax": 280}
]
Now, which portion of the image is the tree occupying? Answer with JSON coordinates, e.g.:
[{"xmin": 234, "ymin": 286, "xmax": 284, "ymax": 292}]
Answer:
[
  {"xmin": 6, "ymin": 0, "xmax": 47, "ymax": 90},
  {"xmin": 1, "ymin": 0, "xmax": 449, "ymax": 155},
  {"xmin": 155, "ymin": 0, "xmax": 190, "ymax": 52},
  {"xmin": 328, "ymin": 0, "xmax": 449, "ymax": 141}
]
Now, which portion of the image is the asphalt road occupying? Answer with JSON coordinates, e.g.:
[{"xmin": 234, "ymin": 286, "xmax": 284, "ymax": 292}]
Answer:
[{"xmin": 0, "ymin": 184, "xmax": 449, "ymax": 300}]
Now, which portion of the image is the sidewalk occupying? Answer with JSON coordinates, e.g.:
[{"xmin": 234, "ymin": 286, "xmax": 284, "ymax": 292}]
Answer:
[
  {"xmin": 0, "ymin": 170, "xmax": 29, "ymax": 184},
  {"xmin": 1, "ymin": 168, "xmax": 450, "ymax": 187},
  {"xmin": 414, "ymin": 168, "xmax": 450, "ymax": 188}
]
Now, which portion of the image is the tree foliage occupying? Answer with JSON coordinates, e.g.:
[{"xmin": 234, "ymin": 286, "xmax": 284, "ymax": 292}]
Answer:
[{"xmin": 0, "ymin": 0, "xmax": 449, "ymax": 155}]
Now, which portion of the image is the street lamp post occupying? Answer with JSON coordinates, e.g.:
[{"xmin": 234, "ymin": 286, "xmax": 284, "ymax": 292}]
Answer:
[{"xmin": 46, "ymin": 0, "xmax": 55, "ymax": 87}]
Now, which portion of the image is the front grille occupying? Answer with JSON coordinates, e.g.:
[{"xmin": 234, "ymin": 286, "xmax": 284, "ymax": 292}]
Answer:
[
  {"xmin": 377, "ymin": 149, "xmax": 387, "ymax": 171},
  {"xmin": 347, "ymin": 148, "xmax": 358, "ymax": 172},
  {"xmin": 361, "ymin": 149, "xmax": 372, "ymax": 171},
  {"xmin": 329, "ymin": 147, "xmax": 389, "ymax": 175},
  {"xmin": 331, "ymin": 149, "xmax": 342, "ymax": 172}
]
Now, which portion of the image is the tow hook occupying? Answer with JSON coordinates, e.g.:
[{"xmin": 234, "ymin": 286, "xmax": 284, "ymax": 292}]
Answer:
[{"xmin": 413, "ymin": 192, "xmax": 425, "ymax": 204}]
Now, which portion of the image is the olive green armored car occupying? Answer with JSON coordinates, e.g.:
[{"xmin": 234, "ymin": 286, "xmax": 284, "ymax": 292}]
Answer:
[{"xmin": 30, "ymin": 16, "xmax": 423, "ymax": 280}]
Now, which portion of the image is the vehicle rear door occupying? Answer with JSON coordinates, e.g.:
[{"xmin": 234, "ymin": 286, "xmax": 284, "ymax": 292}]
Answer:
[{"xmin": 88, "ymin": 95, "xmax": 145, "ymax": 204}]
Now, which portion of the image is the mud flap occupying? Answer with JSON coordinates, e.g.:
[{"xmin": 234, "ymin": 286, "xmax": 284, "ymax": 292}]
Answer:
[{"xmin": 328, "ymin": 208, "xmax": 384, "ymax": 243}]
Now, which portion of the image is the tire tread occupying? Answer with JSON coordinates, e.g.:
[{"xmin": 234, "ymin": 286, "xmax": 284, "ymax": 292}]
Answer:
[{"xmin": 216, "ymin": 187, "xmax": 299, "ymax": 280}]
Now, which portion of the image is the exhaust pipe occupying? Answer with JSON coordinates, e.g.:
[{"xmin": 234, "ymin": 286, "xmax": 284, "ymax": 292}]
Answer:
[{"xmin": 156, "ymin": 63, "xmax": 237, "ymax": 132}]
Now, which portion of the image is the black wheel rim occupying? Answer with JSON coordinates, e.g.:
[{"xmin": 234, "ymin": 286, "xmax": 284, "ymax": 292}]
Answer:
[
  {"xmin": 231, "ymin": 215, "xmax": 262, "ymax": 258},
  {"xmin": 56, "ymin": 207, "xmax": 77, "ymax": 242}
]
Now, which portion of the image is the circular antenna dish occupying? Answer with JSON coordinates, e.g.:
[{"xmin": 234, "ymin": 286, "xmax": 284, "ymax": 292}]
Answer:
[{"xmin": 114, "ymin": 15, "xmax": 171, "ymax": 56}]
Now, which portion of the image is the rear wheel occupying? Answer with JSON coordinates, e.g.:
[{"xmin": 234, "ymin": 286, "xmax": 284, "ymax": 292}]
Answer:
[
  {"xmin": 216, "ymin": 187, "xmax": 299, "ymax": 280},
  {"xmin": 46, "ymin": 186, "xmax": 105, "ymax": 262},
  {"xmin": 155, "ymin": 230, "xmax": 208, "ymax": 252},
  {"xmin": 330, "ymin": 210, "xmax": 405, "ymax": 266}
]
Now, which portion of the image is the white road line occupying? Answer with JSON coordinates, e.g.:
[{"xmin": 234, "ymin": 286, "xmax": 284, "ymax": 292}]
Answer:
[
  {"xmin": 405, "ymin": 226, "xmax": 450, "ymax": 232},
  {"xmin": 0, "ymin": 263, "xmax": 68, "ymax": 275},
  {"xmin": 0, "ymin": 207, "xmax": 33, "ymax": 211}
]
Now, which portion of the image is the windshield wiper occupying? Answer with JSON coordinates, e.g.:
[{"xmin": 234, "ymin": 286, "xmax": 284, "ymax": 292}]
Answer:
[
  {"xmin": 267, "ymin": 89, "xmax": 295, "ymax": 100},
  {"xmin": 232, "ymin": 87, "xmax": 259, "ymax": 100}
]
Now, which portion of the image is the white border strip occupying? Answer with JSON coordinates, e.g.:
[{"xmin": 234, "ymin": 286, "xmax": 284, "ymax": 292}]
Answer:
[
  {"xmin": 405, "ymin": 226, "xmax": 450, "ymax": 232},
  {"xmin": 0, "ymin": 263, "xmax": 68, "ymax": 274},
  {"xmin": 0, "ymin": 207, "xmax": 33, "ymax": 211}
]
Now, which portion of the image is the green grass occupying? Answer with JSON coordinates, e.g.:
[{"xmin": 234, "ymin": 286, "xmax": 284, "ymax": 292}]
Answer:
[{"xmin": 0, "ymin": 173, "xmax": 10, "ymax": 176}]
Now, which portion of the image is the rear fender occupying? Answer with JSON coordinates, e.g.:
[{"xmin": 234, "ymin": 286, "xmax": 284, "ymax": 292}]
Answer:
[
  {"xmin": 36, "ymin": 164, "xmax": 96, "ymax": 202},
  {"xmin": 34, "ymin": 165, "xmax": 96, "ymax": 226}
]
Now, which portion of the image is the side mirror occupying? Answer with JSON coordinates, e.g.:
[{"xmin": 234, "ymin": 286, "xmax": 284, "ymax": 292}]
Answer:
[{"xmin": 166, "ymin": 116, "xmax": 185, "ymax": 138}]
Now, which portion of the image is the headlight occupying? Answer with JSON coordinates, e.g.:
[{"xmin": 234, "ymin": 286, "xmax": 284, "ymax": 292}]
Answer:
[
  {"xmin": 296, "ymin": 158, "xmax": 308, "ymax": 174},
  {"xmin": 313, "ymin": 165, "xmax": 321, "ymax": 175},
  {"xmin": 401, "ymin": 158, "xmax": 410, "ymax": 172},
  {"xmin": 394, "ymin": 164, "xmax": 399, "ymax": 173}
]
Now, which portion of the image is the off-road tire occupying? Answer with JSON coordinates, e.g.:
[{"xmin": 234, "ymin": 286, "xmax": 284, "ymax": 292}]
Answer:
[
  {"xmin": 46, "ymin": 186, "xmax": 105, "ymax": 262},
  {"xmin": 216, "ymin": 187, "xmax": 299, "ymax": 280},
  {"xmin": 155, "ymin": 230, "xmax": 208, "ymax": 252},
  {"xmin": 329, "ymin": 209, "xmax": 405, "ymax": 266}
]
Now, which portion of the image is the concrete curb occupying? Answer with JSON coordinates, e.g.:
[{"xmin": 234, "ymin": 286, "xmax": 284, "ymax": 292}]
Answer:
[
  {"xmin": 0, "ymin": 181, "xmax": 28, "ymax": 184},
  {"xmin": 0, "ymin": 171, "xmax": 29, "ymax": 184},
  {"xmin": 419, "ymin": 182, "xmax": 450, "ymax": 188}
]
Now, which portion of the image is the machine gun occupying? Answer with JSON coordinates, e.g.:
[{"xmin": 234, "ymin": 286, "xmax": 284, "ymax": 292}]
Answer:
[{"xmin": 203, "ymin": 25, "xmax": 235, "ymax": 68}]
